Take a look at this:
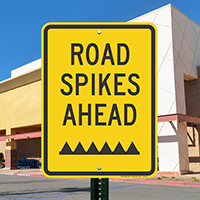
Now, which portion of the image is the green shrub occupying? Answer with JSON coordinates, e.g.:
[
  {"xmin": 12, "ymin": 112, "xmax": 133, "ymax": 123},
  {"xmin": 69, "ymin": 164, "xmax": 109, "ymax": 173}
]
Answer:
[
  {"xmin": 0, "ymin": 152, "xmax": 3, "ymax": 167},
  {"xmin": 192, "ymin": 177, "xmax": 198, "ymax": 182},
  {"xmin": 0, "ymin": 152, "xmax": 3, "ymax": 160}
]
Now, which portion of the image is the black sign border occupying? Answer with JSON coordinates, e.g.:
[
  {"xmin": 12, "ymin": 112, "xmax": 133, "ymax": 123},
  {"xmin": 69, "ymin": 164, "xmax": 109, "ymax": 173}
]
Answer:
[{"xmin": 43, "ymin": 24, "xmax": 156, "ymax": 176}]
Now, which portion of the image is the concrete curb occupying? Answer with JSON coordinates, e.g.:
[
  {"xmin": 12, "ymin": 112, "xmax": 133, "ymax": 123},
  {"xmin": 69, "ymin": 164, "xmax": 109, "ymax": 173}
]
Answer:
[
  {"xmin": 13, "ymin": 173, "xmax": 45, "ymax": 177},
  {"xmin": 11, "ymin": 173, "xmax": 200, "ymax": 187},
  {"xmin": 109, "ymin": 178, "xmax": 200, "ymax": 187}
]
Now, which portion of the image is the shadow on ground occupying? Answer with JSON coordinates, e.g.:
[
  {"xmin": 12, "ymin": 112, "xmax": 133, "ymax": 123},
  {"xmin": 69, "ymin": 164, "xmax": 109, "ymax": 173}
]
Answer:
[{"xmin": 0, "ymin": 187, "xmax": 90, "ymax": 196}]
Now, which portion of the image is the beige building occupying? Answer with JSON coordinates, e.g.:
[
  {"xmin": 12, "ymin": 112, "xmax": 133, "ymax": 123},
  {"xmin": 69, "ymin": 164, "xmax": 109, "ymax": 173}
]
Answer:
[
  {"xmin": 1, "ymin": 4, "xmax": 200, "ymax": 174},
  {"xmin": 0, "ymin": 60, "xmax": 41, "ymax": 168}
]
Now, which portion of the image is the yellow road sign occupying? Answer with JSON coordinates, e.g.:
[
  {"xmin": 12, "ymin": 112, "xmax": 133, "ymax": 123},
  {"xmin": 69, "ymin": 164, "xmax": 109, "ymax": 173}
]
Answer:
[{"xmin": 42, "ymin": 23, "xmax": 157, "ymax": 178}]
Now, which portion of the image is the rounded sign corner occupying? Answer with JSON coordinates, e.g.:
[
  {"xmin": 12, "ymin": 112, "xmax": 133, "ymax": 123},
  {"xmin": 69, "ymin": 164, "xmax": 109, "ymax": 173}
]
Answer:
[
  {"xmin": 147, "ymin": 23, "xmax": 157, "ymax": 35},
  {"xmin": 41, "ymin": 23, "xmax": 54, "ymax": 34},
  {"xmin": 41, "ymin": 167, "xmax": 53, "ymax": 178},
  {"xmin": 146, "ymin": 167, "xmax": 157, "ymax": 178}
]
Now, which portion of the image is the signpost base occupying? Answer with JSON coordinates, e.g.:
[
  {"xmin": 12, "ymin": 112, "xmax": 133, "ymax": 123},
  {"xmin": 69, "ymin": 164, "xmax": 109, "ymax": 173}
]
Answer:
[{"xmin": 91, "ymin": 178, "xmax": 109, "ymax": 200}]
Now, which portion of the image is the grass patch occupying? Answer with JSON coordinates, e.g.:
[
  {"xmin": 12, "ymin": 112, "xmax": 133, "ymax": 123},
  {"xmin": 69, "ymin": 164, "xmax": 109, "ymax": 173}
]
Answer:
[
  {"xmin": 157, "ymin": 177, "xmax": 162, "ymax": 180},
  {"xmin": 191, "ymin": 177, "xmax": 198, "ymax": 182}
]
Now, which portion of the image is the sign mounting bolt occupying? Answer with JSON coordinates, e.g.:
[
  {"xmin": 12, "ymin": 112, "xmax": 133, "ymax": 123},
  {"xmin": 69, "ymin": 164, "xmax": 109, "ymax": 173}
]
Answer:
[
  {"xmin": 98, "ymin": 166, "xmax": 101, "ymax": 170},
  {"xmin": 97, "ymin": 30, "xmax": 101, "ymax": 34}
]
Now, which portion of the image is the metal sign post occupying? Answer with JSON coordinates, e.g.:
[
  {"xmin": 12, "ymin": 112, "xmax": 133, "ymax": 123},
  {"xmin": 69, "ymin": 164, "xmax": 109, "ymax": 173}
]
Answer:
[{"xmin": 91, "ymin": 178, "xmax": 109, "ymax": 200}]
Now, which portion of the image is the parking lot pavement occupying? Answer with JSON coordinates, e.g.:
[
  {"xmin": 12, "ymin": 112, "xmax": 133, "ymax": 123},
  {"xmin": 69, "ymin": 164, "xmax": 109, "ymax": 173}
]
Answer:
[
  {"xmin": 0, "ymin": 174, "xmax": 90, "ymax": 200},
  {"xmin": 1, "ymin": 175, "xmax": 200, "ymax": 200},
  {"xmin": 1, "ymin": 168, "xmax": 200, "ymax": 188}
]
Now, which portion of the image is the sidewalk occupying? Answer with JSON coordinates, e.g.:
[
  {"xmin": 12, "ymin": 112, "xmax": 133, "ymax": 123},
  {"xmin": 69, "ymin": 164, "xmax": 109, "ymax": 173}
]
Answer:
[
  {"xmin": 1, "ymin": 168, "xmax": 200, "ymax": 187},
  {"xmin": 0, "ymin": 168, "xmax": 44, "ymax": 177}
]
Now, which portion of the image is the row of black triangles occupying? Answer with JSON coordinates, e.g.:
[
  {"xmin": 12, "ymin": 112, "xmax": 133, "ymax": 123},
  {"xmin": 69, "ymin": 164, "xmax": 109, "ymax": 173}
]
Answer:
[{"xmin": 60, "ymin": 142, "xmax": 139, "ymax": 154}]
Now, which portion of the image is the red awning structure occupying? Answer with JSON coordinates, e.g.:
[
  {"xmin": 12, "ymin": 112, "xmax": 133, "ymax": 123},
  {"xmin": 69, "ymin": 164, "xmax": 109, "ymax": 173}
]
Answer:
[
  {"xmin": 1, "ymin": 114, "xmax": 199, "ymax": 141},
  {"xmin": 0, "ymin": 131, "xmax": 41, "ymax": 141},
  {"xmin": 158, "ymin": 114, "xmax": 200, "ymax": 126}
]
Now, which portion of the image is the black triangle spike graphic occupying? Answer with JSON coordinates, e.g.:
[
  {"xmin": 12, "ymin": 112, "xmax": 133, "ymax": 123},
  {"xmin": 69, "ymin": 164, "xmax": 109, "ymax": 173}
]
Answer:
[
  {"xmin": 87, "ymin": 142, "xmax": 99, "ymax": 154},
  {"xmin": 113, "ymin": 142, "xmax": 125, "ymax": 154},
  {"xmin": 59, "ymin": 142, "xmax": 73, "ymax": 154},
  {"xmin": 126, "ymin": 142, "xmax": 140, "ymax": 155},
  {"xmin": 59, "ymin": 141, "xmax": 139, "ymax": 155},
  {"xmin": 73, "ymin": 142, "xmax": 86, "ymax": 154},
  {"xmin": 100, "ymin": 142, "xmax": 112, "ymax": 154}
]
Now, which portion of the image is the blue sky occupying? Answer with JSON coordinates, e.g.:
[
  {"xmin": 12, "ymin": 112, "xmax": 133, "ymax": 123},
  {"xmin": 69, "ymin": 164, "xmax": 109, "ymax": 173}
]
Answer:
[{"xmin": 0, "ymin": 0, "xmax": 200, "ymax": 82}]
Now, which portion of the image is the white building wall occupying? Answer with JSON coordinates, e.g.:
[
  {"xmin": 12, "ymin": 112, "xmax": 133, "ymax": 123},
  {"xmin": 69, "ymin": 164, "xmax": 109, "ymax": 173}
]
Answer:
[
  {"xmin": 172, "ymin": 6, "xmax": 200, "ymax": 114},
  {"xmin": 172, "ymin": 5, "xmax": 200, "ymax": 172},
  {"xmin": 130, "ymin": 4, "xmax": 200, "ymax": 173},
  {"xmin": 129, "ymin": 4, "xmax": 199, "ymax": 173}
]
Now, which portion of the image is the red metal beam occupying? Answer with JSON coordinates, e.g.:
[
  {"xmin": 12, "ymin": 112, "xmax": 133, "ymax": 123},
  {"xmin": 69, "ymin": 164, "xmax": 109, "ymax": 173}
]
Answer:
[
  {"xmin": 158, "ymin": 114, "xmax": 200, "ymax": 125},
  {"xmin": 0, "ymin": 131, "xmax": 41, "ymax": 141},
  {"xmin": 178, "ymin": 114, "xmax": 200, "ymax": 124},
  {"xmin": 158, "ymin": 114, "xmax": 178, "ymax": 122},
  {"xmin": 1, "ymin": 114, "xmax": 200, "ymax": 141}
]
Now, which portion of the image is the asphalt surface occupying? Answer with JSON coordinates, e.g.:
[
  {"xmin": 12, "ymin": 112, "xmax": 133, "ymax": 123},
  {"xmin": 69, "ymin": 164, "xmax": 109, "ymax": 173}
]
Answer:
[{"xmin": 0, "ymin": 174, "xmax": 200, "ymax": 200}]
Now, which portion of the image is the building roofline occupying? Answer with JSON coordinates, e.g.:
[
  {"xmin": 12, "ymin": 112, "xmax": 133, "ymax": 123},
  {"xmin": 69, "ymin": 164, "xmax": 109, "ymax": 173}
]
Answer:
[
  {"xmin": 0, "ymin": 68, "xmax": 41, "ymax": 94},
  {"xmin": 127, "ymin": 3, "xmax": 172, "ymax": 22},
  {"xmin": 128, "ymin": 3, "xmax": 200, "ymax": 28},
  {"xmin": 171, "ymin": 4, "xmax": 200, "ymax": 28},
  {"xmin": 11, "ymin": 58, "xmax": 41, "ymax": 78}
]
